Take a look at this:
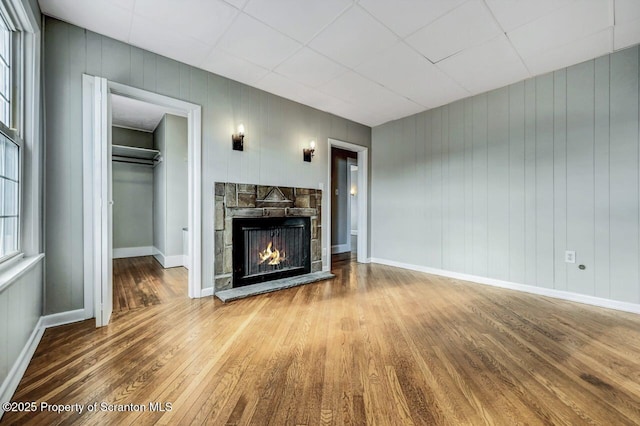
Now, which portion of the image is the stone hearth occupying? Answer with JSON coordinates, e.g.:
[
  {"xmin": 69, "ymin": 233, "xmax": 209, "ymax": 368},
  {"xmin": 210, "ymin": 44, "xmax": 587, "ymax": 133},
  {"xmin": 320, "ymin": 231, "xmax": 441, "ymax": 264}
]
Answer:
[{"xmin": 214, "ymin": 182, "xmax": 322, "ymax": 291}]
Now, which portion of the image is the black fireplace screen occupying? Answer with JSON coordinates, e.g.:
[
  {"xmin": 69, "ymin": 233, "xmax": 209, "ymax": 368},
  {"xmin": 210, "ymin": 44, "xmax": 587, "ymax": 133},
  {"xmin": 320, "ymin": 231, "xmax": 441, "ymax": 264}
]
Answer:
[{"xmin": 232, "ymin": 217, "xmax": 311, "ymax": 287}]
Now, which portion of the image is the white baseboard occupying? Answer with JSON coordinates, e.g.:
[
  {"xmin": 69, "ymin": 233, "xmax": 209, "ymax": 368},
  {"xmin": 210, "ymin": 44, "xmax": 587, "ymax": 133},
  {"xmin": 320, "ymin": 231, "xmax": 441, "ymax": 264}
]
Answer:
[
  {"xmin": 331, "ymin": 244, "xmax": 351, "ymax": 254},
  {"xmin": 153, "ymin": 249, "xmax": 184, "ymax": 268},
  {"xmin": 0, "ymin": 318, "xmax": 44, "ymax": 415},
  {"xmin": 0, "ymin": 308, "xmax": 93, "ymax": 416},
  {"xmin": 113, "ymin": 246, "xmax": 154, "ymax": 259},
  {"xmin": 183, "ymin": 255, "xmax": 190, "ymax": 270},
  {"xmin": 350, "ymin": 230, "xmax": 358, "ymax": 235},
  {"xmin": 41, "ymin": 309, "xmax": 87, "ymax": 328},
  {"xmin": 201, "ymin": 287, "xmax": 213, "ymax": 297},
  {"xmin": 370, "ymin": 258, "xmax": 640, "ymax": 315}
]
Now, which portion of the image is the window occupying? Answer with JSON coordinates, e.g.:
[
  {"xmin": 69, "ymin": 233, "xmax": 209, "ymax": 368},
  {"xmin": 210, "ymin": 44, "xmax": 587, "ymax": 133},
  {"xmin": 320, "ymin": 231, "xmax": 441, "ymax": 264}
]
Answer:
[
  {"xmin": 0, "ymin": 132, "xmax": 18, "ymax": 258},
  {"xmin": 0, "ymin": 17, "xmax": 10, "ymax": 127},
  {"xmin": 0, "ymin": 8, "xmax": 20, "ymax": 262}
]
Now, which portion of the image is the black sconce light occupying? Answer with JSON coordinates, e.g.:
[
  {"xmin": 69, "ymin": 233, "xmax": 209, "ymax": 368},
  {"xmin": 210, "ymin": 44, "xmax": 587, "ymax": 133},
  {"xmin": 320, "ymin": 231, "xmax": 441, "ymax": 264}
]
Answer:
[
  {"xmin": 303, "ymin": 140, "xmax": 316, "ymax": 162},
  {"xmin": 232, "ymin": 123, "xmax": 245, "ymax": 151}
]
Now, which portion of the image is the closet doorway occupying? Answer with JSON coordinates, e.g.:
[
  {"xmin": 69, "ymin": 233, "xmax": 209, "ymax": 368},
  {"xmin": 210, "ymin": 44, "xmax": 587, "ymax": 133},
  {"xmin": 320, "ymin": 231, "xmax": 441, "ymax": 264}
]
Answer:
[
  {"xmin": 82, "ymin": 76, "xmax": 202, "ymax": 327},
  {"xmin": 111, "ymin": 95, "xmax": 189, "ymax": 315}
]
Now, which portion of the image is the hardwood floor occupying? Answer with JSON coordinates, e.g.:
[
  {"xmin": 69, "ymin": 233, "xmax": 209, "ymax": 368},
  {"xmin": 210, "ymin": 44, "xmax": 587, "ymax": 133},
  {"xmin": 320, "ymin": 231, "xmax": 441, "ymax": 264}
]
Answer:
[
  {"xmin": 5, "ymin": 261, "xmax": 640, "ymax": 424},
  {"xmin": 113, "ymin": 256, "xmax": 187, "ymax": 313}
]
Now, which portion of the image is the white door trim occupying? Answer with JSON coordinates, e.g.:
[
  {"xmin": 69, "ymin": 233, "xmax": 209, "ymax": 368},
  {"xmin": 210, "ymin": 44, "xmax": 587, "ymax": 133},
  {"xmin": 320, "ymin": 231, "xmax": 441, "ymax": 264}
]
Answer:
[
  {"xmin": 327, "ymin": 138, "xmax": 369, "ymax": 267},
  {"xmin": 82, "ymin": 75, "xmax": 203, "ymax": 326}
]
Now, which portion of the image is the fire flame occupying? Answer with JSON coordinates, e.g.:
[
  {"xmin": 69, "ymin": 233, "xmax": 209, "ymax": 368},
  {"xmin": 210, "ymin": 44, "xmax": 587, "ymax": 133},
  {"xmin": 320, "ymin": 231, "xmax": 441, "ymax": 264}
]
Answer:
[{"xmin": 258, "ymin": 242, "xmax": 286, "ymax": 265}]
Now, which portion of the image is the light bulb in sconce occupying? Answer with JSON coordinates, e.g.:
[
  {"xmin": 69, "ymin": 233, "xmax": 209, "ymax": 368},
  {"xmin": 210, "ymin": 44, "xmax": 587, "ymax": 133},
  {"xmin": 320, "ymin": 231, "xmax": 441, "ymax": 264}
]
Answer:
[
  {"xmin": 350, "ymin": 186, "xmax": 357, "ymax": 196},
  {"xmin": 232, "ymin": 123, "xmax": 245, "ymax": 151},
  {"xmin": 303, "ymin": 139, "xmax": 316, "ymax": 162}
]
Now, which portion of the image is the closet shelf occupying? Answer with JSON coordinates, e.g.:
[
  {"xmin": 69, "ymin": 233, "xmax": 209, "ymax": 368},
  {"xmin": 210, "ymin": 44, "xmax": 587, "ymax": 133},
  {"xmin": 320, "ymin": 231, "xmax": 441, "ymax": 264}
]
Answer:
[{"xmin": 112, "ymin": 144, "xmax": 162, "ymax": 166}]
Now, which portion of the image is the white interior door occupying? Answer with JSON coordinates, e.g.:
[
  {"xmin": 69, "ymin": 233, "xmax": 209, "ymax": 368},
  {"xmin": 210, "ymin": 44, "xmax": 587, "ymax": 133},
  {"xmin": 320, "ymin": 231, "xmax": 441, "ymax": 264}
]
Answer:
[{"xmin": 94, "ymin": 75, "xmax": 112, "ymax": 327}]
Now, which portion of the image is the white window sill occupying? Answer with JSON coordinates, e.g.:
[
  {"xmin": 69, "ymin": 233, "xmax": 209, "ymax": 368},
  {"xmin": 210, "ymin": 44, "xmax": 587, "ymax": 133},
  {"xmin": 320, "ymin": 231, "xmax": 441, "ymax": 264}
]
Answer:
[{"xmin": 0, "ymin": 253, "xmax": 44, "ymax": 294}]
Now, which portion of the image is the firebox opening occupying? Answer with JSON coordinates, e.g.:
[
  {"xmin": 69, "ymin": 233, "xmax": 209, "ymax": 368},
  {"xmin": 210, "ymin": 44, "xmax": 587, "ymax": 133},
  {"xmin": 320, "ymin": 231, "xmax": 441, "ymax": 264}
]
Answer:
[{"xmin": 232, "ymin": 216, "xmax": 311, "ymax": 287}]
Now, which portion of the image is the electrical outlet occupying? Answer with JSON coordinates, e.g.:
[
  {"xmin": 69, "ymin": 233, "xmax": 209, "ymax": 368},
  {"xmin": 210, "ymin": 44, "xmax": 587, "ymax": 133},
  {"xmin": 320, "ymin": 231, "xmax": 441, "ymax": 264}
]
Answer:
[{"xmin": 565, "ymin": 250, "xmax": 576, "ymax": 264}]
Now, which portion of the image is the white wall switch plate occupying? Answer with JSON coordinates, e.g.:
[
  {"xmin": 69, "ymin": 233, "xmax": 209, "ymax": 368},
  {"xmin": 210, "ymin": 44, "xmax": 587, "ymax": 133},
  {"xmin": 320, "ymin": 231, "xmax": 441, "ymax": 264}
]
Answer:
[{"xmin": 565, "ymin": 250, "xmax": 576, "ymax": 263}]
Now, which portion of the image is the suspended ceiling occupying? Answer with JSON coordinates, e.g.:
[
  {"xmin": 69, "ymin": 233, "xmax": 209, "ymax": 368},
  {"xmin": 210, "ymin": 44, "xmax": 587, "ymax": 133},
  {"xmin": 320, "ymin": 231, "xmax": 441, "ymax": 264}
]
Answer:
[{"xmin": 39, "ymin": 0, "xmax": 640, "ymax": 126}]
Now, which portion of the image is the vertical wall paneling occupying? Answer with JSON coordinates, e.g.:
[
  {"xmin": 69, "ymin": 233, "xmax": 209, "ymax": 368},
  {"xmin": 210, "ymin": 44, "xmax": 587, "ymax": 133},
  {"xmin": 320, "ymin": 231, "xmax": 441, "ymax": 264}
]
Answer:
[
  {"xmin": 487, "ymin": 88, "xmax": 510, "ymax": 281},
  {"xmin": 508, "ymin": 82, "xmax": 526, "ymax": 284},
  {"xmin": 431, "ymin": 108, "xmax": 443, "ymax": 268},
  {"xmin": 448, "ymin": 101, "xmax": 465, "ymax": 273},
  {"xmin": 463, "ymin": 99, "xmax": 474, "ymax": 274},
  {"xmin": 566, "ymin": 60, "xmax": 596, "ymax": 295},
  {"xmin": 524, "ymin": 79, "xmax": 537, "ymax": 286},
  {"xmin": 472, "ymin": 94, "xmax": 488, "ymax": 276},
  {"xmin": 609, "ymin": 47, "xmax": 640, "ymax": 303},
  {"xmin": 594, "ymin": 55, "xmax": 611, "ymax": 299},
  {"xmin": 44, "ymin": 19, "xmax": 371, "ymax": 311},
  {"xmin": 372, "ymin": 46, "xmax": 640, "ymax": 306},
  {"xmin": 535, "ymin": 73, "xmax": 555, "ymax": 288},
  {"xmin": 553, "ymin": 69, "xmax": 568, "ymax": 291}
]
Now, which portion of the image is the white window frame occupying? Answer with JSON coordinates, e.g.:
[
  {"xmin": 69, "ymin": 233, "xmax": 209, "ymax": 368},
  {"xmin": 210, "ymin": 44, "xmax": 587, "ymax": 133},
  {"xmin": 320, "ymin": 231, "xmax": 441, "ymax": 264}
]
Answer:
[{"xmin": 0, "ymin": 0, "xmax": 41, "ymax": 274}]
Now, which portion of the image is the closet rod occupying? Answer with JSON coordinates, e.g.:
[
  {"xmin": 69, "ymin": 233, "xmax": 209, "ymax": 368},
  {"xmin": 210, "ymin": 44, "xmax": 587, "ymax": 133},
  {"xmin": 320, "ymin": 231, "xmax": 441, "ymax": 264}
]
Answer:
[{"xmin": 112, "ymin": 156, "xmax": 155, "ymax": 166}]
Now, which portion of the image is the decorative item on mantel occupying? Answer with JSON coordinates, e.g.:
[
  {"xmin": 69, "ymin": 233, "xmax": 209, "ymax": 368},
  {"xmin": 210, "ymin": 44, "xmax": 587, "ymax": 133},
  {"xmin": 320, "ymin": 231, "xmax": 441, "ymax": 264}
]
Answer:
[
  {"xmin": 232, "ymin": 123, "xmax": 245, "ymax": 151},
  {"xmin": 303, "ymin": 140, "xmax": 315, "ymax": 162}
]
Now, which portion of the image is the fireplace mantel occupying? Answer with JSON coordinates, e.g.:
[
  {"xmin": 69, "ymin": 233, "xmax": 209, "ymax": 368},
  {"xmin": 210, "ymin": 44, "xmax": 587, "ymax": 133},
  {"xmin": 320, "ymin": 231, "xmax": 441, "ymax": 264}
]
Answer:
[{"xmin": 214, "ymin": 182, "xmax": 322, "ymax": 291}]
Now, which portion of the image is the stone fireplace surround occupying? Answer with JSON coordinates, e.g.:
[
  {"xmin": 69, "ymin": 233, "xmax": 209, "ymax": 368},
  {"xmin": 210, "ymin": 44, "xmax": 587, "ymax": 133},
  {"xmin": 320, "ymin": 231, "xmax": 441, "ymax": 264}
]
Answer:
[{"xmin": 214, "ymin": 182, "xmax": 322, "ymax": 291}]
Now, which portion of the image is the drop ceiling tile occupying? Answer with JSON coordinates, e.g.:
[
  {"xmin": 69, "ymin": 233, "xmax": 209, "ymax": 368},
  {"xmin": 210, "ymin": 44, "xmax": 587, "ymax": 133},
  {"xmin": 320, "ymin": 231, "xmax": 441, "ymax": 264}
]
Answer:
[
  {"xmin": 358, "ymin": 0, "xmax": 466, "ymax": 37},
  {"xmin": 508, "ymin": 1, "xmax": 612, "ymax": 59},
  {"xmin": 319, "ymin": 71, "xmax": 424, "ymax": 119},
  {"xmin": 201, "ymin": 49, "xmax": 270, "ymax": 85},
  {"xmin": 309, "ymin": 6, "xmax": 398, "ymax": 68},
  {"xmin": 129, "ymin": 15, "xmax": 212, "ymax": 66},
  {"xmin": 39, "ymin": 0, "xmax": 133, "ymax": 42},
  {"xmin": 355, "ymin": 42, "xmax": 469, "ymax": 108},
  {"xmin": 223, "ymin": 0, "xmax": 248, "ymax": 9},
  {"xmin": 134, "ymin": 0, "xmax": 238, "ymax": 46},
  {"xmin": 275, "ymin": 48, "xmax": 348, "ymax": 88},
  {"xmin": 217, "ymin": 13, "xmax": 302, "ymax": 70},
  {"xmin": 614, "ymin": 17, "xmax": 640, "ymax": 50},
  {"xmin": 437, "ymin": 35, "xmax": 530, "ymax": 94},
  {"xmin": 406, "ymin": 0, "xmax": 502, "ymax": 63},
  {"xmin": 524, "ymin": 29, "xmax": 612, "ymax": 76},
  {"xmin": 484, "ymin": 0, "xmax": 576, "ymax": 32},
  {"xmin": 243, "ymin": 0, "xmax": 351, "ymax": 43},
  {"xmin": 615, "ymin": 0, "xmax": 640, "ymax": 24}
]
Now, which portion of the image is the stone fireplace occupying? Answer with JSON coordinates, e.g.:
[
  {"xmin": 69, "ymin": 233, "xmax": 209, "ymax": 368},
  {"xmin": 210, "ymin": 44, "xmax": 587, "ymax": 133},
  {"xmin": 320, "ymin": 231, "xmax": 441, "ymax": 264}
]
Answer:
[{"xmin": 214, "ymin": 182, "xmax": 322, "ymax": 291}]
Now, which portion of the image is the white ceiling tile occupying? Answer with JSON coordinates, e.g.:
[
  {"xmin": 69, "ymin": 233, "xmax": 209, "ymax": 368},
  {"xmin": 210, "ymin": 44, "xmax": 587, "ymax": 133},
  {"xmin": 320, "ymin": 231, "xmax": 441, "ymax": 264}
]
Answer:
[
  {"xmin": 217, "ymin": 13, "xmax": 302, "ymax": 70},
  {"xmin": 223, "ymin": 0, "xmax": 248, "ymax": 9},
  {"xmin": 243, "ymin": 0, "xmax": 351, "ymax": 43},
  {"xmin": 319, "ymin": 71, "xmax": 424, "ymax": 118},
  {"xmin": 437, "ymin": 35, "xmax": 530, "ymax": 94},
  {"xmin": 358, "ymin": 0, "xmax": 466, "ymax": 37},
  {"xmin": 200, "ymin": 49, "xmax": 270, "ymax": 85},
  {"xmin": 129, "ymin": 15, "xmax": 212, "ymax": 66},
  {"xmin": 615, "ymin": 0, "xmax": 640, "ymax": 24},
  {"xmin": 134, "ymin": 0, "xmax": 238, "ymax": 46},
  {"xmin": 406, "ymin": 0, "xmax": 502, "ymax": 63},
  {"xmin": 309, "ymin": 6, "xmax": 398, "ymax": 68},
  {"xmin": 508, "ymin": 1, "xmax": 612, "ymax": 59},
  {"xmin": 484, "ymin": 0, "xmax": 577, "ymax": 32},
  {"xmin": 39, "ymin": 0, "xmax": 133, "ymax": 42},
  {"xmin": 355, "ymin": 42, "xmax": 469, "ymax": 108},
  {"xmin": 614, "ymin": 17, "xmax": 640, "ymax": 50},
  {"xmin": 524, "ymin": 29, "xmax": 612, "ymax": 76},
  {"xmin": 275, "ymin": 48, "xmax": 348, "ymax": 88},
  {"xmin": 254, "ymin": 72, "xmax": 313, "ymax": 101}
]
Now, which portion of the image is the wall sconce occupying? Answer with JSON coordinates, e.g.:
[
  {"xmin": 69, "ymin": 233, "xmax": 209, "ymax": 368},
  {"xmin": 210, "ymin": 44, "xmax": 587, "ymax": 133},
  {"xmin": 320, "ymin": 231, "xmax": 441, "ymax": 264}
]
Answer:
[
  {"xmin": 303, "ymin": 140, "xmax": 316, "ymax": 162},
  {"xmin": 232, "ymin": 123, "xmax": 245, "ymax": 151},
  {"xmin": 350, "ymin": 186, "xmax": 357, "ymax": 196}
]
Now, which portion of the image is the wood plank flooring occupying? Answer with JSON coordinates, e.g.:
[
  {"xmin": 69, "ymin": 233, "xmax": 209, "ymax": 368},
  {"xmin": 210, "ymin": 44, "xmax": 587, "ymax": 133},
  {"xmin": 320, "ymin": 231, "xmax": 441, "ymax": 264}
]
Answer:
[
  {"xmin": 113, "ymin": 256, "xmax": 187, "ymax": 313},
  {"xmin": 4, "ymin": 261, "xmax": 640, "ymax": 425}
]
